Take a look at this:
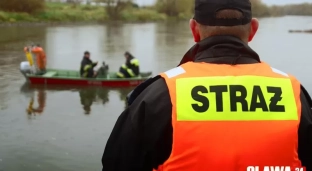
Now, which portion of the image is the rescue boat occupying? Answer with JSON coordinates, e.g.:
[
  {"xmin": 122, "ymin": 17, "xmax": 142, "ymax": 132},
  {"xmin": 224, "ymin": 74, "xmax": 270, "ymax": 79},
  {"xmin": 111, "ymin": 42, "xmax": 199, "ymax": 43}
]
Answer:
[{"xmin": 19, "ymin": 61, "xmax": 152, "ymax": 87}]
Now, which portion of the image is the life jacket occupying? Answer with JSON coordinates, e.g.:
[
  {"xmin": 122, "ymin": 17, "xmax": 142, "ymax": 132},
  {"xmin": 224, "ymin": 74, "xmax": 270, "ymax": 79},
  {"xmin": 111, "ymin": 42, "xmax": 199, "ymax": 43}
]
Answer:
[
  {"xmin": 32, "ymin": 47, "xmax": 46, "ymax": 70},
  {"xmin": 154, "ymin": 61, "xmax": 302, "ymax": 171}
]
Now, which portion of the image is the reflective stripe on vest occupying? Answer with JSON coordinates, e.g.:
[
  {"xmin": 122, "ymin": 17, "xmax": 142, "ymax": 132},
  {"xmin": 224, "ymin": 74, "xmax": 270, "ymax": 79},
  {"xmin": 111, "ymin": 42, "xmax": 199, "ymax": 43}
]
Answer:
[
  {"xmin": 82, "ymin": 64, "xmax": 92, "ymax": 77},
  {"xmin": 130, "ymin": 58, "xmax": 139, "ymax": 66},
  {"xmin": 126, "ymin": 68, "xmax": 135, "ymax": 77},
  {"xmin": 121, "ymin": 64, "xmax": 128, "ymax": 69},
  {"xmin": 116, "ymin": 72, "xmax": 124, "ymax": 78},
  {"xmin": 154, "ymin": 62, "xmax": 301, "ymax": 171}
]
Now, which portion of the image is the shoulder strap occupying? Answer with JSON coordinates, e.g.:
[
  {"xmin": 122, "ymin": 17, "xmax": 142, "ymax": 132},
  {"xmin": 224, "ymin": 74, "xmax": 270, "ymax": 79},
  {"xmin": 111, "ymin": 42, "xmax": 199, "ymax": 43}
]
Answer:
[{"xmin": 126, "ymin": 75, "xmax": 161, "ymax": 106}]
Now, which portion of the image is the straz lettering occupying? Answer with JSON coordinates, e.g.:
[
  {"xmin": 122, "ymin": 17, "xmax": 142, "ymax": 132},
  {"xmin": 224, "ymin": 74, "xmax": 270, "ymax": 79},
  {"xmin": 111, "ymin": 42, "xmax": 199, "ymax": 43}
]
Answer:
[
  {"xmin": 191, "ymin": 85, "xmax": 285, "ymax": 112},
  {"xmin": 176, "ymin": 76, "xmax": 297, "ymax": 121}
]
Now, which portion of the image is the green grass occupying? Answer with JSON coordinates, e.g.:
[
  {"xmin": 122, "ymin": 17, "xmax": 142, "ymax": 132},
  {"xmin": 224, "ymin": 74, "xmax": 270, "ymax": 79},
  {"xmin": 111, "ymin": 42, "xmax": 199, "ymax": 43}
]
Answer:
[
  {"xmin": 0, "ymin": 2, "xmax": 168, "ymax": 23},
  {"xmin": 121, "ymin": 8, "xmax": 167, "ymax": 22}
]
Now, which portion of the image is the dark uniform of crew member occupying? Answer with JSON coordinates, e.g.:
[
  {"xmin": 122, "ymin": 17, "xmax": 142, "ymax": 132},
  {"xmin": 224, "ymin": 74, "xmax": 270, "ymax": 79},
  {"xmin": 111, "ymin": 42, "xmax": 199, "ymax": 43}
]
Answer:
[
  {"xmin": 80, "ymin": 51, "xmax": 98, "ymax": 78},
  {"xmin": 102, "ymin": 0, "xmax": 312, "ymax": 170},
  {"xmin": 116, "ymin": 51, "xmax": 140, "ymax": 78}
]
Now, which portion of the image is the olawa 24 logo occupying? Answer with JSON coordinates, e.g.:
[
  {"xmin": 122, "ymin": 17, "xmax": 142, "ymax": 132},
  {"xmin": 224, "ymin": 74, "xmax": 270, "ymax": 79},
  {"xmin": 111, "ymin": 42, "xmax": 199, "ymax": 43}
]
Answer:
[{"xmin": 247, "ymin": 166, "xmax": 306, "ymax": 171}]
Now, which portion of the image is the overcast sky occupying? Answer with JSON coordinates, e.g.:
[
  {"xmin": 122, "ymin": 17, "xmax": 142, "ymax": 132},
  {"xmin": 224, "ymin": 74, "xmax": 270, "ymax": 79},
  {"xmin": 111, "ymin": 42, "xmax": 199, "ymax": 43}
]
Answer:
[
  {"xmin": 262, "ymin": 0, "xmax": 312, "ymax": 5},
  {"xmin": 134, "ymin": 0, "xmax": 312, "ymax": 6}
]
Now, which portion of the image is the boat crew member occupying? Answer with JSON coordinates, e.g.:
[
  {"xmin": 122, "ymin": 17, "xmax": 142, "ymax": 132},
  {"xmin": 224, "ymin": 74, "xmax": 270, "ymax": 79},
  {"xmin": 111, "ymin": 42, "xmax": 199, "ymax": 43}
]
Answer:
[
  {"xmin": 116, "ymin": 51, "xmax": 140, "ymax": 78},
  {"xmin": 31, "ymin": 44, "xmax": 47, "ymax": 75},
  {"xmin": 102, "ymin": 0, "xmax": 312, "ymax": 170},
  {"xmin": 80, "ymin": 51, "xmax": 98, "ymax": 78},
  {"xmin": 24, "ymin": 44, "xmax": 47, "ymax": 75}
]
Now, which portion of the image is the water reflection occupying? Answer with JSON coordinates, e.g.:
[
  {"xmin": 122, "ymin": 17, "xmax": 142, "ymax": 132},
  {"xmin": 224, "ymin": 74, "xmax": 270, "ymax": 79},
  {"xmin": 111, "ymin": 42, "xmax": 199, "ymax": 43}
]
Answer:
[
  {"xmin": 26, "ymin": 90, "xmax": 46, "ymax": 115},
  {"xmin": 105, "ymin": 23, "xmax": 130, "ymax": 54},
  {"xmin": 20, "ymin": 83, "xmax": 133, "ymax": 115},
  {"xmin": 79, "ymin": 87, "xmax": 109, "ymax": 114}
]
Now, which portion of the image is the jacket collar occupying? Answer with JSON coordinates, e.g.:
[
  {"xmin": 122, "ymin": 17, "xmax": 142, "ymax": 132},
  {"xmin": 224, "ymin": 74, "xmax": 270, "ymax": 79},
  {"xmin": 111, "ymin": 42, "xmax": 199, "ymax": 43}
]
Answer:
[{"xmin": 178, "ymin": 35, "xmax": 260, "ymax": 66}]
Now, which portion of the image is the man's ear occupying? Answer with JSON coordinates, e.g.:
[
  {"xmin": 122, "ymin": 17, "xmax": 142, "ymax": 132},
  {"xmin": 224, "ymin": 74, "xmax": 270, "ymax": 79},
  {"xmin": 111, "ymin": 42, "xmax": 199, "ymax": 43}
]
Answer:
[
  {"xmin": 248, "ymin": 18, "xmax": 259, "ymax": 42},
  {"xmin": 190, "ymin": 19, "xmax": 201, "ymax": 42}
]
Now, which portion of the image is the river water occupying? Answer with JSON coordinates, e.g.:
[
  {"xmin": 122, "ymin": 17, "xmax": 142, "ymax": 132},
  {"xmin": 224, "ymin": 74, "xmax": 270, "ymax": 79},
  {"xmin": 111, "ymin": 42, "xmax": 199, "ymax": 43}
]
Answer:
[{"xmin": 0, "ymin": 16, "xmax": 312, "ymax": 171}]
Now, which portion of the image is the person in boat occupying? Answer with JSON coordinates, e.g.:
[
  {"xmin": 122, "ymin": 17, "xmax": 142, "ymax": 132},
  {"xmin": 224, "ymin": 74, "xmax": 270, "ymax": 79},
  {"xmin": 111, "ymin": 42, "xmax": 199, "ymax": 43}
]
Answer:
[
  {"xmin": 24, "ymin": 44, "xmax": 47, "ymax": 75},
  {"xmin": 31, "ymin": 44, "xmax": 47, "ymax": 75},
  {"xmin": 80, "ymin": 51, "xmax": 98, "ymax": 78},
  {"xmin": 116, "ymin": 51, "xmax": 140, "ymax": 78},
  {"xmin": 102, "ymin": 0, "xmax": 312, "ymax": 170}
]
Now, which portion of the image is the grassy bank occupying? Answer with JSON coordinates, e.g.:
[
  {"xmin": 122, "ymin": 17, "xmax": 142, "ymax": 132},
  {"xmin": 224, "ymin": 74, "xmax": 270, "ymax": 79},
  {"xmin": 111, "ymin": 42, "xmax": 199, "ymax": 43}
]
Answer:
[{"xmin": 0, "ymin": 2, "xmax": 170, "ymax": 23}]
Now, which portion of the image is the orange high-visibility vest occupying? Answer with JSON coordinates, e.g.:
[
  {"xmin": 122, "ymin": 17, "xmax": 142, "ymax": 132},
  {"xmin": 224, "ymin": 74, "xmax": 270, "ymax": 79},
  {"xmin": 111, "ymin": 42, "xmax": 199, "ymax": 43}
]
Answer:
[
  {"xmin": 31, "ymin": 47, "xmax": 46, "ymax": 70},
  {"xmin": 154, "ymin": 61, "xmax": 302, "ymax": 171}
]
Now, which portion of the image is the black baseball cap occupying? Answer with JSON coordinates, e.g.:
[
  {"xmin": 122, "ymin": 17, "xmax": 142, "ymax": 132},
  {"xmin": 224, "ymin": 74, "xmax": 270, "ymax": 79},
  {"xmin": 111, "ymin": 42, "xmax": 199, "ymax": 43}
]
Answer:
[
  {"xmin": 194, "ymin": 0, "xmax": 252, "ymax": 26},
  {"xmin": 84, "ymin": 51, "xmax": 90, "ymax": 55}
]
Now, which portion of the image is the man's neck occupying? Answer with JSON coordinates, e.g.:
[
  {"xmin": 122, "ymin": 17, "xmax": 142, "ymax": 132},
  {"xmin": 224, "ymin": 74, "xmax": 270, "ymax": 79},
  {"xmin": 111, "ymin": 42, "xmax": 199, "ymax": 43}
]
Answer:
[{"xmin": 179, "ymin": 35, "xmax": 259, "ymax": 65}]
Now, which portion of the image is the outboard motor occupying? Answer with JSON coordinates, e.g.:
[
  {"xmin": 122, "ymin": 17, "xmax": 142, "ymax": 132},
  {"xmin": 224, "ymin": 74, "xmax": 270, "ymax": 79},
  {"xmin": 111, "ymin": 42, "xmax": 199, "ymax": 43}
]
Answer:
[{"xmin": 20, "ymin": 61, "xmax": 32, "ymax": 80}]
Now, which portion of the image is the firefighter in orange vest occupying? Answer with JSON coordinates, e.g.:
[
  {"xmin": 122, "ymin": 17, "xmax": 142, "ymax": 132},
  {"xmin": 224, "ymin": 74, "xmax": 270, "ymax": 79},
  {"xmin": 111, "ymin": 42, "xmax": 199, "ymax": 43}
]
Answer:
[{"xmin": 102, "ymin": 0, "xmax": 312, "ymax": 170}]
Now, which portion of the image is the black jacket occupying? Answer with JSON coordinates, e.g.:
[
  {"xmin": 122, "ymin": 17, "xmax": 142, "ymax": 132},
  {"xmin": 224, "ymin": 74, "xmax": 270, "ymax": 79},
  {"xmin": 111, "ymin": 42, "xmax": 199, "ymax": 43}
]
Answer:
[
  {"xmin": 102, "ymin": 36, "xmax": 312, "ymax": 171},
  {"xmin": 126, "ymin": 56, "xmax": 140, "ymax": 76},
  {"xmin": 80, "ymin": 57, "xmax": 96, "ymax": 78}
]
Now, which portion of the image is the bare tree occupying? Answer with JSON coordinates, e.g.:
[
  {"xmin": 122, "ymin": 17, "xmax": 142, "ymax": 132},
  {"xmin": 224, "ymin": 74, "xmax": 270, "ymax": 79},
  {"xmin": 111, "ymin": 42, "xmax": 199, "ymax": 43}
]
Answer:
[
  {"xmin": 155, "ymin": 0, "xmax": 192, "ymax": 17},
  {"xmin": 97, "ymin": 0, "xmax": 132, "ymax": 19}
]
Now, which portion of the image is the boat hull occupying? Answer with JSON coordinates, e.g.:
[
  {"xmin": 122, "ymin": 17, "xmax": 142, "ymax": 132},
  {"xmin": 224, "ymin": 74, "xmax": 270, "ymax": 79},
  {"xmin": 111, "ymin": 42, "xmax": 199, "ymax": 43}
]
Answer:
[
  {"xmin": 28, "ymin": 76, "xmax": 148, "ymax": 87},
  {"xmin": 20, "ymin": 66, "xmax": 152, "ymax": 87}
]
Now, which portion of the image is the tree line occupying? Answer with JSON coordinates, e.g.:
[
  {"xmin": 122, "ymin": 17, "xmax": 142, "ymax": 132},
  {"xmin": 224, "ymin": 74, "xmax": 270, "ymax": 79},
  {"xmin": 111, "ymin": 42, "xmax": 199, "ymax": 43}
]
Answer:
[
  {"xmin": 154, "ymin": 0, "xmax": 312, "ymax": 18},
  {"xmin": 1, "ymin": 0, "xmax": 312, "ymax": 19}
]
